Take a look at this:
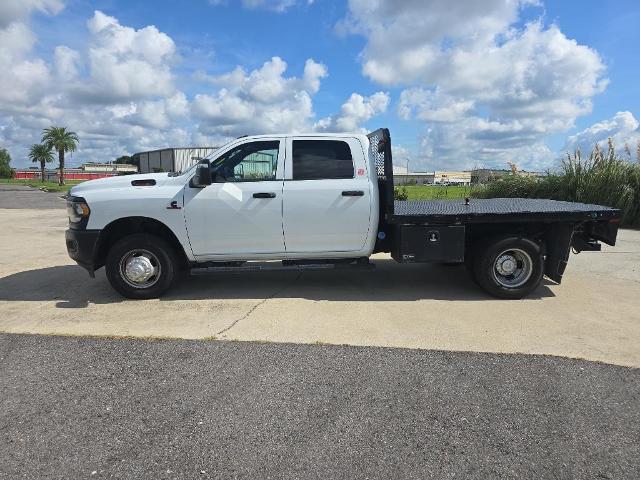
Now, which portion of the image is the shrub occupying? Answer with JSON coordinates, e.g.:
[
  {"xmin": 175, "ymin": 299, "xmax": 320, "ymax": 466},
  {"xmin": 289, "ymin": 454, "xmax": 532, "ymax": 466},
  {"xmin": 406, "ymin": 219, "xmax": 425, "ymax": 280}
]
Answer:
[{"xmin": 394, "ymin": 185, "xmax": 408, "ymax": 201}]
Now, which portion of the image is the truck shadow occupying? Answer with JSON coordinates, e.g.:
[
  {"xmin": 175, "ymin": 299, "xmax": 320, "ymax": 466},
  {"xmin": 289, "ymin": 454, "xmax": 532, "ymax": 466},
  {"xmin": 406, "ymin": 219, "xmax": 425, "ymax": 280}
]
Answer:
[{"xmin": 0, "ymin": 260, "xmax": 555, "ymax": 309}]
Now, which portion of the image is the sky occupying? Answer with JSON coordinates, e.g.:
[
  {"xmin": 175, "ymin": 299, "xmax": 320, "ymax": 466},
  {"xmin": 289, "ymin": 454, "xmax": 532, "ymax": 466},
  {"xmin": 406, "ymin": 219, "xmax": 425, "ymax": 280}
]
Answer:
[{"xmin": 1, "ymin": 0, "xmax": 639, "ymax": 171}]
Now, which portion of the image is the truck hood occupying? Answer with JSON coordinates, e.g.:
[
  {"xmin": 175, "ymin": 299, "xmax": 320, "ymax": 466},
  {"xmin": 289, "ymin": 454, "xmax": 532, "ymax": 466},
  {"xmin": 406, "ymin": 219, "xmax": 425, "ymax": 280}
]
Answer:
[{"xmin": 69, "ymin": 172, "xmax": 171, "ymax": 196}]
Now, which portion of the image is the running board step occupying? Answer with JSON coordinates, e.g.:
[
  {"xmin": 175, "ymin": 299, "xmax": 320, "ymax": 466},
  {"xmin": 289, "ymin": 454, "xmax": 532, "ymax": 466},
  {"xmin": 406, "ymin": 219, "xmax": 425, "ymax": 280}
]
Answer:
[{"xmin": 190, "ymin": 259, "xmax": 375, "ymax": 275}]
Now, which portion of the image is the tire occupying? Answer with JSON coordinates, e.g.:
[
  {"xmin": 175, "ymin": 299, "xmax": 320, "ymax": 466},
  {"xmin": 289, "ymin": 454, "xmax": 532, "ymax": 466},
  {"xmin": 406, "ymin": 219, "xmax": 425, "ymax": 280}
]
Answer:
[
  {"xmin": 472, "ymin": 237, "xmax": 543, "ymax": 299},
  {"xmin": 105, "ymin": 234, "xmax": 176, "ymax": 299}
]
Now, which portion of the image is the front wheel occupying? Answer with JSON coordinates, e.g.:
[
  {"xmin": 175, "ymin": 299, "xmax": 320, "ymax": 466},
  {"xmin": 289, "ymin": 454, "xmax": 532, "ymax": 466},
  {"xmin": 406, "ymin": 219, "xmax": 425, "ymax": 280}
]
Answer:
[
  {"xmin": 472, "ymin": 237, "xmax": 544, "ymax": 299},
  {"xmin": 105, "ymin": 234, "xmax": 176, "ymax": 299}
]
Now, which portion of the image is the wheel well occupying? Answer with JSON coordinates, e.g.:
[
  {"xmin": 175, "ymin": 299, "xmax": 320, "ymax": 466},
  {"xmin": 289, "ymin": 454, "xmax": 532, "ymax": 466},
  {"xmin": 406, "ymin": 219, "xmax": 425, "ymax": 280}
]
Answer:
[
  {"xmin": 465, "ymin": 223, "xmax": 547, "ymax": 255},
  {"xmin": 465, "ymin": 222, "xmax": 576, "ymax": 283},
  {"xmin": 95, "ymin": 217, "xmax": 189, "ymax": 271}
]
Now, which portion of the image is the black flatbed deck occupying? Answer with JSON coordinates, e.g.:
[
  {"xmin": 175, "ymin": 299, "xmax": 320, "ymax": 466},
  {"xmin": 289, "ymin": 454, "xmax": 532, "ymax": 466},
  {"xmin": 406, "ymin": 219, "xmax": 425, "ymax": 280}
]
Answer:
[
  {"xmin": 366, "ymin": 128, "xmax": 621, "ymax": 227},
  {"xmin": 391, "ymin": 198, "xmax": 620, "ymax": 224}
]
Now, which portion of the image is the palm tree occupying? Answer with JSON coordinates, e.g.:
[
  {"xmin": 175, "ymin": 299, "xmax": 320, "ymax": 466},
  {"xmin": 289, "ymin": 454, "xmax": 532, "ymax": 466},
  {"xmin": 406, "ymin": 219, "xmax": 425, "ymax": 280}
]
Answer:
[
  {"xmin": 42, "ymin": 126, "xmax": 79, "ymax": 185},
  {"xmin": 28, "ymin": 144, "xmax": 55, "ymax": 182}
]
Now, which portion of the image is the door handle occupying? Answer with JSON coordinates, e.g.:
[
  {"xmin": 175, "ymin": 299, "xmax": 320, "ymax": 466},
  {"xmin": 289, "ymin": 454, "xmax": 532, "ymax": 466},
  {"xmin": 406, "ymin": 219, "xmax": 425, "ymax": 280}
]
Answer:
[
  {"xmin": 253, "ymin": 192, "xmax": 276, "ymax": 199},
  {"xmin": 342, "ymin": 190, "xmax": 364, "ymax": 197}
]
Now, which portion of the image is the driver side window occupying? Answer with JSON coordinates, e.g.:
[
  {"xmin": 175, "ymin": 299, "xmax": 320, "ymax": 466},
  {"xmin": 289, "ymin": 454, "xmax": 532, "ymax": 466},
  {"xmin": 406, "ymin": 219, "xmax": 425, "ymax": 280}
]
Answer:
[{"xmin": 211, "ymin": 141, "xmax": 280, "ymax": 183}]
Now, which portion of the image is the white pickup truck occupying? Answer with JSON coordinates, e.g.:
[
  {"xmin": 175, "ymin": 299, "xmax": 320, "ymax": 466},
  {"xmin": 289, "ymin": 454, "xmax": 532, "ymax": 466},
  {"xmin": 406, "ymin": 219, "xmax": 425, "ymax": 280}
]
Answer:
[{"xmin": 66, "ymin": 129, "xmax": 620, "ymax": 299}]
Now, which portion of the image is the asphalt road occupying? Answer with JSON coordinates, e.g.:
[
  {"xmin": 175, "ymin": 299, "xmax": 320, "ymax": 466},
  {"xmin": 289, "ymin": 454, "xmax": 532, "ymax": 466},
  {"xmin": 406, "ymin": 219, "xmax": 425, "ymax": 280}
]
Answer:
[
  {"xmin": 0, "ymin": 184, "xmax": 66, "ymax": 209},
  {"xmin": 1, "ymin": 333, "xmax": 639, "ymax": 480}
]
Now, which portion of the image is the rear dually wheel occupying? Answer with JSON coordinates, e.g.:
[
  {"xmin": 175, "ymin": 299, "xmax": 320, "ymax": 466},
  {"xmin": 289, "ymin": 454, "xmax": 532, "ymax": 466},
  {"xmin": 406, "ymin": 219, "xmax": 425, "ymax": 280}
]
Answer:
[{"xmin": 472, "ymin": 237, "xmax": 544, "ymax": 299}]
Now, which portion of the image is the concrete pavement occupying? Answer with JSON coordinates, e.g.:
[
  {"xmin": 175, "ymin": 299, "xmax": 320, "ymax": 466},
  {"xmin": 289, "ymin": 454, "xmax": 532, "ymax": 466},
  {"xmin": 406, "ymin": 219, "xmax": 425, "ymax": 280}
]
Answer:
[
  {"xmin": 1, "ymin": 188, "xmax": 639, "ymax": 479},
  {"xmin": 0, "ymin": 191, "xmax": 639, "ymax": 367}
]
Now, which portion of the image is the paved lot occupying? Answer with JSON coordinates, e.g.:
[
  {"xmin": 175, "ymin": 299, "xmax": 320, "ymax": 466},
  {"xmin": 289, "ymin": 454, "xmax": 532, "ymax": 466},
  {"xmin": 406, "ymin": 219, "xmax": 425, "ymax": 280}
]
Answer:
[
  {"xmin": 1, "ymin": 333, "xmax": 639, "ymax": 480},
  {"xmin": 1, "ymin": 188, "xmax": 639, "ymax": 479},
  {"xmin": 0, "ymin": 183, "xmax": 66, "ymax": 209},
  {"xmin": 0, "ymin": 188, "xmax": 639, "ymax": 366}
]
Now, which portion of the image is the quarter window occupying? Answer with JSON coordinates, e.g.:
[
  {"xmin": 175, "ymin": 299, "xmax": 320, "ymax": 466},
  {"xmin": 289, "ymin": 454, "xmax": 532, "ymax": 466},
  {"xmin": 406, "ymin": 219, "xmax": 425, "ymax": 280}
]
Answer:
[
  {"xmin": 211, "ymin": 141, "xmax": 279, "ymax": 182},
  {"xmin": 292, "ymin": 140, "xmax": 354, "ymax": 180}
]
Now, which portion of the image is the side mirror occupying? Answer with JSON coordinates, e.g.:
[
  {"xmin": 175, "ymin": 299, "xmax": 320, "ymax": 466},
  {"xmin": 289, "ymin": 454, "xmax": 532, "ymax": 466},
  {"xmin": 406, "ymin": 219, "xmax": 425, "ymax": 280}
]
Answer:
[{"xmin": 190, "ymin": 162, "xmax": 211, "ymax": 188}]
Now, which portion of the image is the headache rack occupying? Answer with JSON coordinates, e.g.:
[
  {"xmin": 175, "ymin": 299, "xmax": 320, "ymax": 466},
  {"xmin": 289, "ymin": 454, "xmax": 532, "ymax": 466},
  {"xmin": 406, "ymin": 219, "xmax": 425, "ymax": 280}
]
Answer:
[{"xmin": 367, "ymin": 128, "xmax": 395, "ymax": 219}]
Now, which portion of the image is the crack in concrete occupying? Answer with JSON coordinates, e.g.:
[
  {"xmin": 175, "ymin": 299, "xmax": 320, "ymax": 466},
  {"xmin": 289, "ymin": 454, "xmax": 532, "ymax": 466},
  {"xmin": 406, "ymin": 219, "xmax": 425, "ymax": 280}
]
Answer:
[{"xmin": 215, "ymin": 272, "xmax": 303, "ymax": 337}]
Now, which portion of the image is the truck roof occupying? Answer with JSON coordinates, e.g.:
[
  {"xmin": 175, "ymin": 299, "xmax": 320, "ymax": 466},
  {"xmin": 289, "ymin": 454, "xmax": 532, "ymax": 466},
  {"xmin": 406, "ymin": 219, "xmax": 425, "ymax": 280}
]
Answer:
[{"xmin": 240, "ymin": 132, "xmax": 370, "ymax": 141}]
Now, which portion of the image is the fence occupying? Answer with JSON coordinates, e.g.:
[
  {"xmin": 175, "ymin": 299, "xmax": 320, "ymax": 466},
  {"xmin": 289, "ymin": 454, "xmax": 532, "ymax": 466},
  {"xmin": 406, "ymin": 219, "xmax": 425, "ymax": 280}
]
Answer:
[{"xmin": 14, "ymin": 170, "xmax": 117, "ymax": 181}]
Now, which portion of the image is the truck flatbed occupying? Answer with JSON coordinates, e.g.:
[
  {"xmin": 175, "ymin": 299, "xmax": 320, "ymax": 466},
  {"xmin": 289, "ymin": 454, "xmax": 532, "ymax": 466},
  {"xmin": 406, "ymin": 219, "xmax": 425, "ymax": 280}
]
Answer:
[{"xmin": 391, "ymin": 198, "xmax": 619, "ymax": 224}]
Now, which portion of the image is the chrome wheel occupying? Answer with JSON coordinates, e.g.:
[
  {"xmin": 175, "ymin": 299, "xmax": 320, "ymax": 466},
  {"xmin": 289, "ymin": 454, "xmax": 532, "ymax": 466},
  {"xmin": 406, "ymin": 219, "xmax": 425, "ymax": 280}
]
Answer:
[
  {"xmin": 492, "ymin": 248, "xmax": 533, "ymax": 288},
  {"xmin": 119, "ymin": 249, "xmax": 161, "ymax": 289}
]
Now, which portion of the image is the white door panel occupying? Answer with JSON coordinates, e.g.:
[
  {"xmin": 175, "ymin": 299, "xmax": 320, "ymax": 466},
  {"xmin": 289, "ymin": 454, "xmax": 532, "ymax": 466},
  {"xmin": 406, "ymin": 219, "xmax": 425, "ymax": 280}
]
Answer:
[
  {"xmin": 282, "ymin": 179, "xmax": 371, "ymax": 253},
  {"xmin": 184, "ymin": 181, "xmax": 284, "ymax": 255},
  {"xmin": 183, "ymin": 138, "xmax": 286, "ymax": 256},
  {"xmin": 282, "ymin": 137, "xmax": 371, "ymax": 254}
]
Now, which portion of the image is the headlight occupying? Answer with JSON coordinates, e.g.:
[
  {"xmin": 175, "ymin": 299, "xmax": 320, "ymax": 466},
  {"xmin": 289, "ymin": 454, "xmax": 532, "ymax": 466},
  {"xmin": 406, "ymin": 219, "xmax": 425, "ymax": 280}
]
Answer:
[{"xmin": 67, "ymin": 197, "xmax": 90, "ymax": 228}]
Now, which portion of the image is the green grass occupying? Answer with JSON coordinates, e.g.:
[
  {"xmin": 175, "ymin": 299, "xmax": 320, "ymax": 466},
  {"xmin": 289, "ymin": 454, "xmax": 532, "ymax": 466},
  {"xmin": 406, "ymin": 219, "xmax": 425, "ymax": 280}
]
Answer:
[
  {"xmin": 0, "ymin": 178, "xmax": 84, "ymax": 193},
  {"xmin": 395, "ymin": 184, "xmax": 474, "ymax": 200}
]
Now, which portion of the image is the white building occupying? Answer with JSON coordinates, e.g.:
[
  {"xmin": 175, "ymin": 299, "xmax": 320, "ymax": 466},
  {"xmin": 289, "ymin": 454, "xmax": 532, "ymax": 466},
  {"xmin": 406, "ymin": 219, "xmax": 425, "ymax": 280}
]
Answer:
[
  {"xmin": 433, "ymin": 171, "xmax": 472, "ymax": 185},
  {"xmin": 133, "ymin": 147, "xmax": 220, "ymax": 174},
  {"xmin": 82, "ymin": 163, "xmax": 138, "ymax": 174},
  {"xmin": 393, "ymin": 170, "xmax": 472, "ymax": 186}
]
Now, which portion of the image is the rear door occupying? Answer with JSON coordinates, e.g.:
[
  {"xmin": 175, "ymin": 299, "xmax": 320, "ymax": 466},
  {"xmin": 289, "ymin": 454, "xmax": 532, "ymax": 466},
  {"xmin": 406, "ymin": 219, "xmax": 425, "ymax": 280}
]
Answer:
[
  {"xmin": 282, "ymin": 137, "xmax": 371, "ymax": 254},
  {"xmin": 183, "ymin": 139, "xmax": 285, "ymax": 257}
]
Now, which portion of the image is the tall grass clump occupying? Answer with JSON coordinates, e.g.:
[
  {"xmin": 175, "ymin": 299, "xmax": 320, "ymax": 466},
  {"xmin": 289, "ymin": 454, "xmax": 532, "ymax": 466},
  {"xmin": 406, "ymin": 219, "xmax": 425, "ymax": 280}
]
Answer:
[{"xmin": 473, "ymin": 139, "xmax": 640, "ymax": 227}]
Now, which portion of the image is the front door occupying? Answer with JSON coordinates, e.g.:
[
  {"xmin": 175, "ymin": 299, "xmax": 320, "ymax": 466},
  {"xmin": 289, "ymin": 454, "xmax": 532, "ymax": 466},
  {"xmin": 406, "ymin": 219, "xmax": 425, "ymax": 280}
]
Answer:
[{"xmin": 183, "ymin": 139, "xmax": 285, "ymax": 257}]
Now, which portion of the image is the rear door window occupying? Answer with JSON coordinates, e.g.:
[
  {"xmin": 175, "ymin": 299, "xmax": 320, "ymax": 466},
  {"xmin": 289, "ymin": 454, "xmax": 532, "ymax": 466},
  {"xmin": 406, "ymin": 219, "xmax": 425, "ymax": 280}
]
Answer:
[{"xmin": 292, "ymin": 140, "xmax": 354, "ymax": 180}]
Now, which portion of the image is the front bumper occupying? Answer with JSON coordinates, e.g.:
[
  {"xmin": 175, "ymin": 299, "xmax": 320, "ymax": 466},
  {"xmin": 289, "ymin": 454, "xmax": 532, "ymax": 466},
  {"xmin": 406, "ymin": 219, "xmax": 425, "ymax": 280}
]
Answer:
[{"xmin": 65, "ymin": 229, "xmax": 101, "ymax": 277}]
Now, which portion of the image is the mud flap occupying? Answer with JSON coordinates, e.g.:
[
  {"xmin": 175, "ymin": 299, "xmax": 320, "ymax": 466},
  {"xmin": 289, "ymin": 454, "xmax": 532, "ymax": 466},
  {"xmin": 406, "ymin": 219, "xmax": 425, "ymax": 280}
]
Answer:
[
  {"xmin": 588, "ymin": 218, "xmax": 620, "ymax": 246},
  {"xmin": 544, "ymin": 224, "xmax": 574, "ymax": 283}
]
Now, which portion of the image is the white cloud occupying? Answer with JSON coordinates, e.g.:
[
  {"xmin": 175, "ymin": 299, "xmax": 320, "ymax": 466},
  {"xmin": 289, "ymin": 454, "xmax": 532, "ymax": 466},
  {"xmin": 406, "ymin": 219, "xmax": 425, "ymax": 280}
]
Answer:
[
  {"xmin": 241, "ymin": 0, "xmax": 297, "ymax": 11},
  {"xmin": 342, "ymin": 0, "xmax": 533, "ymax": 86},
  {"xmin": 119, "ymin": 93, "xmax": 190, "ymax": 130},
  {"xmin": 315, "ymin": 92, "xmax": 389, "ymax": 132},
  {"xmin": 54, "ymin": 45, "xmax": 80, "ymax": 81},
  {"xmin": 70, "ymin": 11, "xmax": 177, "ymax": 103},
  {"xmin": 301, "ymin": 59, "xmax": 327, "ymax": 94},
  {"xmin": 0, "ymin": 10, "xmax": 187, "ymax": 166},
  {"xmin": 209, "ymin": 0, "xmax": 312, "ymax": 12},
  {"xmin": 416, "ymin": 118, "xmax": 555, "ymax": 172},
  {"xmin": 165, "ymin": 92, "xmax": 189, "ymax": 117},
  {"xmin": 341, "ymin": 0, "xmax": 608, "ymax": 170},
  {"xmin": 0, "ymin": 22, "xmax": 51, "ymax": 106},
  {"xmin": 192, "ymin": 56, "xmax": 327, "ymax": 137},
  {"xmin": 0, "ymin": 8, "xmax": 334, "ymax": 167},
  {"xmin": 398, "ymin": 89, "xmax": 473, "ymax": 123},
  {"xmin": 564, "ymin": 112, "xmax": 640, "ymax": 156},
  {"xmin": 0, "ymin": 0, "xmax": 64, "ymax": 27}
]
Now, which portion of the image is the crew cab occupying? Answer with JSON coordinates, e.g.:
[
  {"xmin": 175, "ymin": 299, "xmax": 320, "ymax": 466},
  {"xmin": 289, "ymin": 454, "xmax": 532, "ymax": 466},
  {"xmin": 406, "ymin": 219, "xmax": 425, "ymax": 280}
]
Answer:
[{"xmin": 65, "ymin": 129, "xmax": 620, "ymax": 299}]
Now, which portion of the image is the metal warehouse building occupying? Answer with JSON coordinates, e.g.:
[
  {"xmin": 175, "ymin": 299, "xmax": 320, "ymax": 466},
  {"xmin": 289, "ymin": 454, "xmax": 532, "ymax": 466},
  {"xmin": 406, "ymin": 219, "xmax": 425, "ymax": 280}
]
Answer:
[{"xmin": 133, "ymin": 147, "xmax": 220, "ymax": 174}]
